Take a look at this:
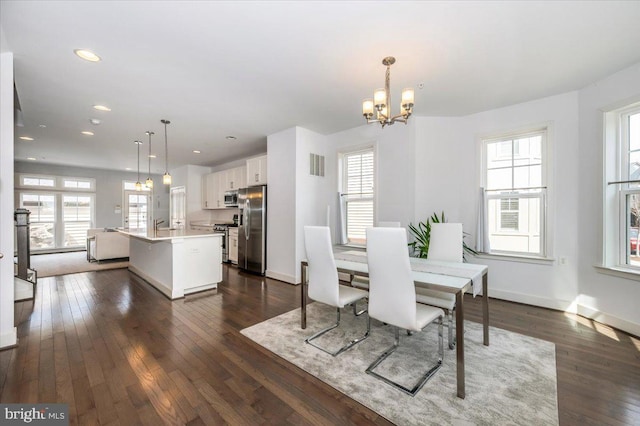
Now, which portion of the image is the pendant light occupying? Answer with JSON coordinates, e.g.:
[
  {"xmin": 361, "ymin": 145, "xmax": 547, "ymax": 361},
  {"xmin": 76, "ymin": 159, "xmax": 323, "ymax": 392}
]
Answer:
[
  {"xmin": 362, "ymin": 56, "xmax": 414, "ymax": 128},
  {"xmin": 134, "ymin": 140, "xmax": 142, "ymax": 191},
  {"xmin": 145, "ymin": 131, "xmax": 154, "ymax": 188},
  {"xmin": 161, "ymin": 119, "xmax": 172, "ymax": 185}
]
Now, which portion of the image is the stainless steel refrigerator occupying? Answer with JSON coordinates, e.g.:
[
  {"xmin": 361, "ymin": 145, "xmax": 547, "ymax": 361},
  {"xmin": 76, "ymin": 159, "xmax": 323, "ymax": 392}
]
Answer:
[{"xmin": 238, "ymin": 185, "xmax": 266, "ymax": 275}]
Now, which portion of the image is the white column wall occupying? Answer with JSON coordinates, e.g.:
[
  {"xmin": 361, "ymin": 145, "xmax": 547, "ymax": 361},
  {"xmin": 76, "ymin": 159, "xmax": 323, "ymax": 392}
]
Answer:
[
  {"xmin": 0, "ymin": 50, "xmax": 17, "ymax": 348},
  {"xmin": 577, "ymin": 62, "xmax": 640, "ymax": 335},
  {"xmin": 265, "ymin": 127, "xmax": 297, "ymax": 283}
]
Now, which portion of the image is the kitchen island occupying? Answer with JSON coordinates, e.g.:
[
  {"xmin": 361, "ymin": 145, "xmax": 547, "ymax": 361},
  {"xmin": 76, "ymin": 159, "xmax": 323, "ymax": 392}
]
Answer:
[{"xmin": 118, "ymin": 228, "xmax": 223, "ymax": 299}]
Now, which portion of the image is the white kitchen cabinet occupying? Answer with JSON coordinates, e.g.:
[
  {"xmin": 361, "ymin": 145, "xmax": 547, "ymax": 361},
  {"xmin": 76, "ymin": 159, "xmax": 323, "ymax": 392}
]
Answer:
[
  {"xmin": 228, "ymin": 227, "xmax": 238, "ymax": 264},
  {"xmin": 224, "ymin": 166, "xmax": 247, "ymax": 191},
  {"xmin": 246, "ymin": 155, "xmax": 267, "ymax": 186},
  {"xmin": 202, "ymin": 173, "xmax": 216, "ymax": 209}
]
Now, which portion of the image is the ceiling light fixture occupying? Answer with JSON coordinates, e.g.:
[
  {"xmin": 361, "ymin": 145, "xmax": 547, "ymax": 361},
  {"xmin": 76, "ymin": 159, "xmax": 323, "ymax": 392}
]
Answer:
[
  {"xmin": 193, "ymin": 150, "xmax": 201, "ymax": 154},
  {"xmin": 81, "ymin": 131, "xmax": 94, "ymax": 136},
  {"xmin": 225, "ymin": 135, "xmax": 237, "ymax": 140},
  {"xmin": 74, "ymin": 49, "xmax": 101, "ymax": 62},
  {"xmin": 19, "ymin": 136, "xmax": 34, "ymax": 141},
  {"xmin": 135, "ymin": 140, "xmax": 143, "ymax": 191},
  {"xmin": 90, "ymin": 118, "xmax": 101, "ymax": 125},
  {"xmin": 27, "ymin": 157, "xmax": 36, "ymax": 161},
  {"xmin": 93, "ymin": 105, "xmax": 111, "ymax": 112},
  {"xmin": 161, "ymin": 119, "xmax": 172, "ymax": 185},
  {"xmin": 362, "ymin": 56, "xmax": 414, "ymax": 128},
  {"xmin": 145, "ymin": 131, "xmax": 154, "ymax": 189},
  {"xmin": 38, "ymin": 124, "xmax": 46, "ymax": 128}
]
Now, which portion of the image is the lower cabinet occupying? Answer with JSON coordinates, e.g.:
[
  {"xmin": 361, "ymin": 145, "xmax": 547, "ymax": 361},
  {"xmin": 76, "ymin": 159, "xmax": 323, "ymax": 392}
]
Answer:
[{"xmin": 229, "ymin": 228, "xmax": 238, "ymax": 264}]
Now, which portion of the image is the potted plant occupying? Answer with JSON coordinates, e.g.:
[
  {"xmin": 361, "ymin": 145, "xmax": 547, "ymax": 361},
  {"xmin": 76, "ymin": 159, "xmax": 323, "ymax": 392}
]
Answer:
[{"xmin": 408, "ymin": 211, "xmax": 478, "ymax": 261}]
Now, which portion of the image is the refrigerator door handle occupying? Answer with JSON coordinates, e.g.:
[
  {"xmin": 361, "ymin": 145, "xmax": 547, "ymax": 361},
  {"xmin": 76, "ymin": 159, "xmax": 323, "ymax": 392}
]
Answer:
[{"xmin": 244, "ymin": 199, "xmax": 250, "ymax": 240}]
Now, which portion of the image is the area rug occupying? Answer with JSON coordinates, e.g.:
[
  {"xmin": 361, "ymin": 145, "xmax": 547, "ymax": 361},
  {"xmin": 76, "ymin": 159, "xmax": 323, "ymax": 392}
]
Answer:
[
  {"xmin": 29, "ymin": 251, "xmax": 129, "ymax": 277},
  {"xmin": 241, "ymin": 302, "xmax": 559, "ymax": 425}
]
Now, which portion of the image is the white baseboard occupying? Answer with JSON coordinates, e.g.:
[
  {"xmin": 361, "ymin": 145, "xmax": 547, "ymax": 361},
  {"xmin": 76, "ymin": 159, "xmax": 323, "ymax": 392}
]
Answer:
[
  {"xmin": 265, "ymin": 269, "xmax": 299, "ymax": 285},
  {"xmin": 577, "ymin": 304, "xmax": 640, "ymax": 338},
  {"xmin": 0, "ymin": 327, "xmax": 17, "ymax": 349},
  {"xmin": 488, "ymin": 288, "xmax": 640, "ymax": 337},
  {"xmin": 14, "ymin": 277, "xmax": 34, "ymax": 301}
]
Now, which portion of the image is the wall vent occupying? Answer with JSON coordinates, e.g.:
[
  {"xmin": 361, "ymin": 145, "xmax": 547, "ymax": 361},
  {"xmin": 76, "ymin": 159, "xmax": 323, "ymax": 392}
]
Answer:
[{"xmin": 309, "ymin": 153, "xmax": 325, "ymax": 177}]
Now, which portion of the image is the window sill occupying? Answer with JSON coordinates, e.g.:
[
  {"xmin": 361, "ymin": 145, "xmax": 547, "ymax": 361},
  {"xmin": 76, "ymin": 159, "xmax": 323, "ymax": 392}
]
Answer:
[
  {"xmin": 334, "ymin": 244, "xmax": 365, "ymax": 252},
  {"xmin": 594, "ymin": 264, "xmax": 640, "ymax": 281},
  {"xmin": 474, "ymin": 252, "xmax": 556, "ymax": 265}
]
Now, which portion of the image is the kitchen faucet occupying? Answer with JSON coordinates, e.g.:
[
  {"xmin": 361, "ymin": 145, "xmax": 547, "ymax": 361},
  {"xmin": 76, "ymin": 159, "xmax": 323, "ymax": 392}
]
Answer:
[{"xmin": 153, "ymin": 219, "xmax": 165, "ymax": 231}]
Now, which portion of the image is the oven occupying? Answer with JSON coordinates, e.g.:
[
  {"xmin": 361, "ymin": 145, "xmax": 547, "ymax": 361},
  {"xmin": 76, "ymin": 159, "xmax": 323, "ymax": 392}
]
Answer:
[{"xmin": 214, "ymin": 224, "xmax": 230, "ymax": 263}]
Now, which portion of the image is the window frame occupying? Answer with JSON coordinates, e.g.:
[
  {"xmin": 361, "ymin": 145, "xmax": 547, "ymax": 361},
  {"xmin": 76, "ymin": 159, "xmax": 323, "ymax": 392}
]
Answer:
[
  {"xmin": 606, "ymin": 103, "xmax": 640, "ymax": 271},
  {"xmin": 481, "ymin": 126, "xmax": 550, "ymax": 258},
  {"xmin": 338, "ymin": 145, "xmax": 376, "ymax": 246}
]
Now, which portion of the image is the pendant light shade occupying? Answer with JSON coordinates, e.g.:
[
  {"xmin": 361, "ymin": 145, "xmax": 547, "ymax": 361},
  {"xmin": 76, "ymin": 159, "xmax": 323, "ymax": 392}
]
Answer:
[
  {"xmin": 161, "ymin": 119, "xmax": 171, "ymax": 185},
  {"xmin": 145, "ymin": 131, "xmax": 154, "ymax": 188}
]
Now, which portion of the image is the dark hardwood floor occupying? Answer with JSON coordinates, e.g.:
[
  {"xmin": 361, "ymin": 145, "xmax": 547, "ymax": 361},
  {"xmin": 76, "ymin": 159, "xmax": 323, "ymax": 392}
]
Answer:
[{"xmin": 1, "ymin": 265, "xmax": 639, "ymax": 425}]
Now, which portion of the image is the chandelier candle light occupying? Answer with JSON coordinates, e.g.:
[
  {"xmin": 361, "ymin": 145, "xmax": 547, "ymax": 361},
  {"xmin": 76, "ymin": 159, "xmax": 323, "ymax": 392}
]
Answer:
[
  {"xmin": 161, "ymin": 119, "xmax": 171, "ymax": 185},
  {"xmin": 145, "ymin": 131, "xmax": 154, "ymax": 189},
  {"xmin": 362, "ymin": 56, "xmax": 414, "ymax": 127},
  {"xmin": 135, "ymin": 140, "xmax": 143, "ymax": 191}
]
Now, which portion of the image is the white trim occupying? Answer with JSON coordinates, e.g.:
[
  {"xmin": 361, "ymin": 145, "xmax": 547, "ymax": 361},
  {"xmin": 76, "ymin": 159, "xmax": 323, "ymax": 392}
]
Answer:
[
  {"xmin": 474, "ymin": 253, "xmax": 556, "ymax": 265},
  {"xmin": 0, "ymin": 327, "xmax": 17, "ymax": 350},
  {"xmin": 488, "ymin": 288, "xmax": 640, "ymax": 338},
  {"xmin": 593, "ymin": 264, "xmax": 640, "ymax": 281},
  {"xmin": 266, "ymin": 269, "xmax": 298, "ymax": 285}
]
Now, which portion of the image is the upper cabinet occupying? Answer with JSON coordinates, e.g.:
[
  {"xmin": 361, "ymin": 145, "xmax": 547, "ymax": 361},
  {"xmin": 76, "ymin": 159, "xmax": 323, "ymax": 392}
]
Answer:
[
  {"xmin": 222, "ymin": 166, "xmax": 246, "ymax": 191},
  {"xmin": 202, "ymin": 165, "xmax": 248, "ymax": 209},
  {"xmin": 246, "ymin": 155, "xmax": 267, "ymax": 186}
]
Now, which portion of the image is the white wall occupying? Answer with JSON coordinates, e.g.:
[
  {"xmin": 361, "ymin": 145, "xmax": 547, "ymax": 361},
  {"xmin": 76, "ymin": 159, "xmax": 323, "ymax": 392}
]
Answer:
[
  {"xmin": 294, "ymin": 127, "xmax": 330, "ymax": 282},
  {"xmin": 577, "ymin": 62, "xmax": 640, "ymax": 335},
  {"xmin": 266, "ymin": 127, "xmax": 297, "ymax": 283},
  {"xmin": 414, "ymin": 92, "xmax": 581, "ymax": 310},
  {"xmin": 0, "ymin": 50, "xmax": 17, "ymax": 348}
]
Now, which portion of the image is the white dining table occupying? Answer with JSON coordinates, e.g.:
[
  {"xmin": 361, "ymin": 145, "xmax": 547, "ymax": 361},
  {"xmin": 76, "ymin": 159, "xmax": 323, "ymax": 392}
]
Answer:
[{"xmin": 300, "ymin": 251, "xmax": 489, "ymax": 399}]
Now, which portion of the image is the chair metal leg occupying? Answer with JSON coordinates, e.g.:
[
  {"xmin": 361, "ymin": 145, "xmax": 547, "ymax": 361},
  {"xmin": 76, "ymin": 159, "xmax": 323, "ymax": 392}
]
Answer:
[
  {"xmin": 305, "ymin": 305, "xmax": 370, "ymax": 357},
  {"xmin": 366, "ymin": 317, "xmax": 444, "ymax": 397},
  {"xmin": 353, "ymin": 300, "xmax": 367, "ymax": 317},
  {"xmin": 448, "ymin": 309, "xmax": 455, "ymax": 350}
]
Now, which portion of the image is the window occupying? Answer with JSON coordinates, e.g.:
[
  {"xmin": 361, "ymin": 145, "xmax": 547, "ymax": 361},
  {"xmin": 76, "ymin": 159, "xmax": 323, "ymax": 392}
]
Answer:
[
  {"xmin": 483, "ymin": 129, "xmax": 547, "ymax": 256},
  {"xmin": 341, "ymin": 148, "xmax": 374, "ymax": 245},
  {"xmin": 20, "ymin": 193, "xmax": 56, "ymax": 249},
  {"xmin": 16, "ymin": 174, "xmax": 96, "ymax": 251},
  {"xmin": 606, "ymin": 104, "xmax": 640, "ymax": 268}
]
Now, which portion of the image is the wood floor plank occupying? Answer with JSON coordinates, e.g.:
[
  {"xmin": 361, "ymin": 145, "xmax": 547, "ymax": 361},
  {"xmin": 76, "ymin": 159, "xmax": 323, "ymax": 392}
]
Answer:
[{"xmin": 2, "ymin": 264, "xmax": 639, "ymax": 426}]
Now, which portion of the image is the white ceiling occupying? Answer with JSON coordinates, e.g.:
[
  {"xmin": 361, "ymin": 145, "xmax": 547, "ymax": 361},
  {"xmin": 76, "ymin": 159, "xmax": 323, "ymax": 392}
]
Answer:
[{"xmin": 2, "ymin": 1, "xmax": 640, "ymax": 173}]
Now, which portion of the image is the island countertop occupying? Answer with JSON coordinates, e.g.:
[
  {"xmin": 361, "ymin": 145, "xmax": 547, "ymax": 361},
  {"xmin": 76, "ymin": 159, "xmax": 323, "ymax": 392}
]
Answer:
[{"xmin": 117, "ymin": 228, "xmax": 223, "ymax": 241}]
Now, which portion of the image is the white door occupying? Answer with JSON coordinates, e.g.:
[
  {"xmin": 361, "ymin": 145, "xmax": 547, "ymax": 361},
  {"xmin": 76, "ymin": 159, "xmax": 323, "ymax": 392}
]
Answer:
[
  {"xmin": 170, "ymin": 186, "xmax": 186, "ymax": 229},
  {"xmin": 124, "ymin": 191, "xmax": 150, "ymax": 230}
]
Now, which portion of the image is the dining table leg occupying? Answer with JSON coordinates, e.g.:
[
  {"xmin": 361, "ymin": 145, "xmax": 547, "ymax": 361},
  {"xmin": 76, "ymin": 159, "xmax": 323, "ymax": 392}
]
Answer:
[
  {"xmin": 301, "ymin": 261, "xmax": 307, "ymax": 329},
  {"xmin": 456, "ymin": 288, "xmax": 465, "ymax": 399},
  {"xmin": 483, "ymin": 272, "xmax": 489, "ymax": 346}
]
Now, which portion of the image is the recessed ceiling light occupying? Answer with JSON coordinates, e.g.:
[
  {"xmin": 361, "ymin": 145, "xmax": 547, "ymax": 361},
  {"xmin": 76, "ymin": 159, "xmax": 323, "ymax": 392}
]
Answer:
[
  {"xmin": 193, "ymin": 150, "xmax": 201, "ymax": 154},
  {"xmin": 89, "ymin": 118, "xmax": 101, "ymax": 125},
  {"xmin": 225, "ymin": 136, "xmax": 237, "ymax": 140},
  {"xmin": 19, "ymin": 136, "xmax": 34, "ymax": 141},
  {"xmin": 26, "ymin": 157, "xmax": 36, "ymax": 161},
  {"xmin": 74, "ymin": 49, "xmax": 101, "ymax": 62},
  {"xmin": 38, "ymin": 124, "xmax": 46, "ymax": 128},
  {"xmin": 125, "ymin": 167, "xmax": 132, "ymax": 171},
  {"xmin": 93, "ymin": 105, "xmax": 111, "ymax": 112},
  {"xmin": 81, "ymin": 131, "xmax": 94, "ymax": 136},
  {"xmin": 148, "ymin": 154, "xmax": 156, "ymax": 158}
]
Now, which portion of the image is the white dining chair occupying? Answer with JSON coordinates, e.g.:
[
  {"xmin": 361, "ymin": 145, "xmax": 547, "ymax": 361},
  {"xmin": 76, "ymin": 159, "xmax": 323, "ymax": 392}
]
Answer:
[
  {"xmin": 304, "ymin": 226, "xmax": 370, "ymax": 356},
  {"xmin": 351, "ymin": 222, "xmax": 401, "ymax": 290},
  {"xmin": 365, "ymin": 227, "xmax": 444, "ymax": 396},
  {"xmin": 415, "ymin": 222, "xmax": 462, "ymax": 349}
]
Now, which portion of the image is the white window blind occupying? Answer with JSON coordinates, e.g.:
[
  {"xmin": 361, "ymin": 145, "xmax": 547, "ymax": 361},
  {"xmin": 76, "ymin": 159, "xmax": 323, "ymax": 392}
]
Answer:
[{"xmin": 343, "ymin": 149, "xmax": 374, "ymax": 245}]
